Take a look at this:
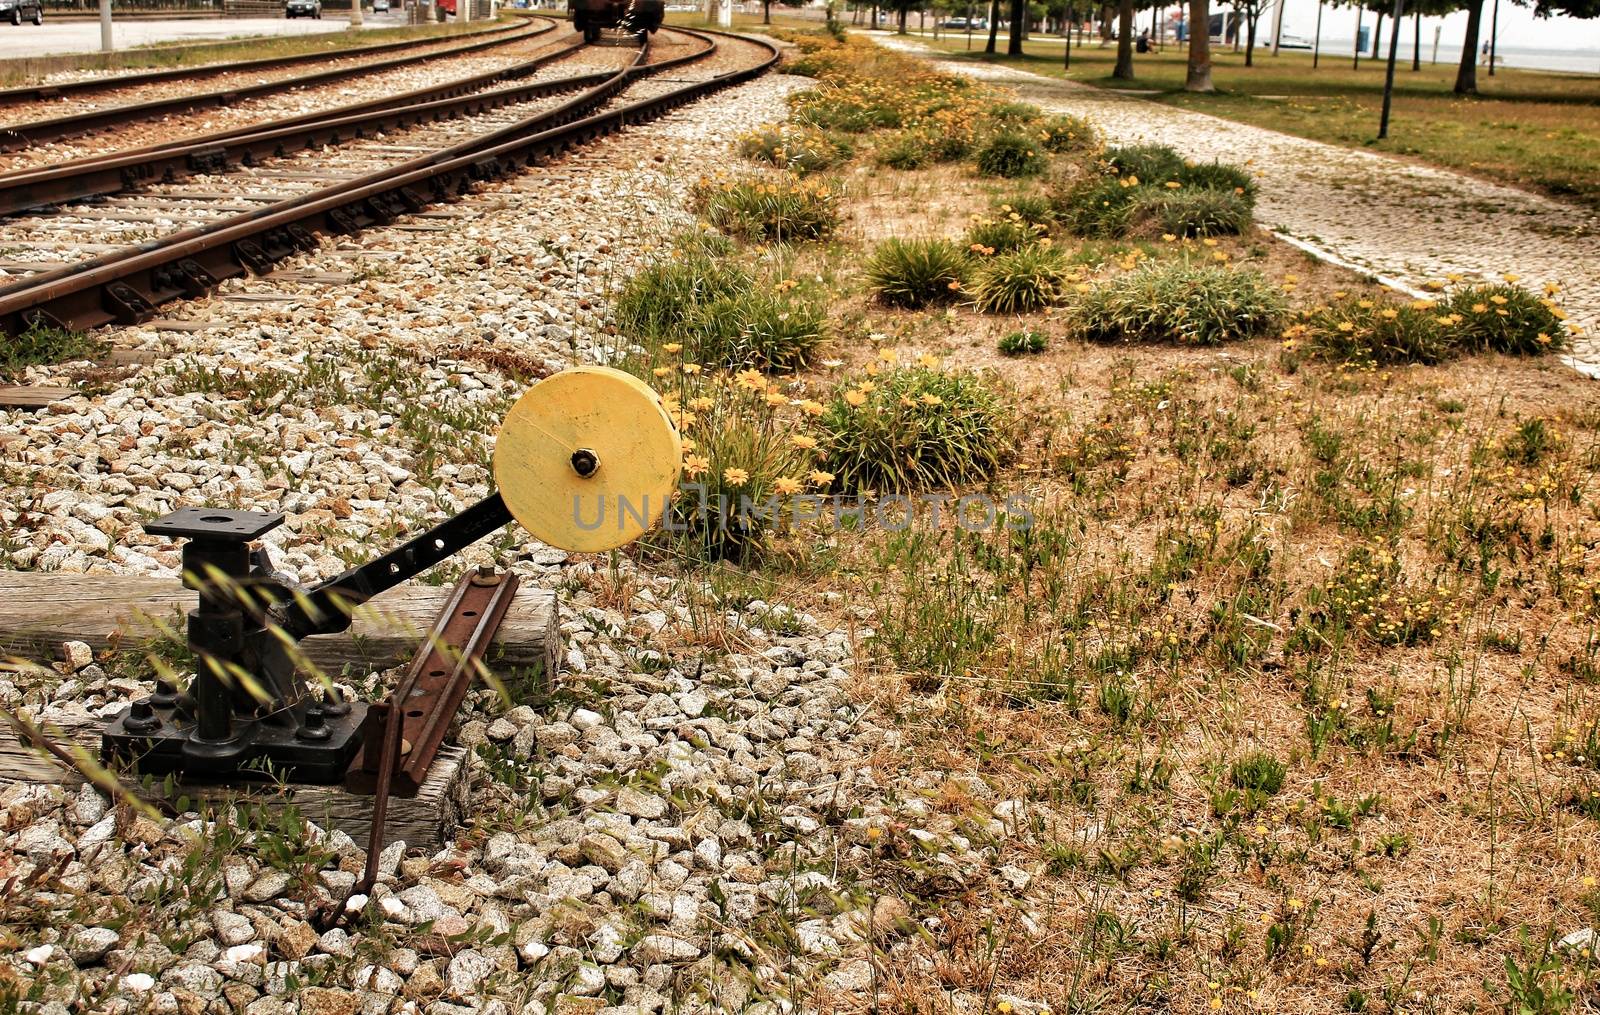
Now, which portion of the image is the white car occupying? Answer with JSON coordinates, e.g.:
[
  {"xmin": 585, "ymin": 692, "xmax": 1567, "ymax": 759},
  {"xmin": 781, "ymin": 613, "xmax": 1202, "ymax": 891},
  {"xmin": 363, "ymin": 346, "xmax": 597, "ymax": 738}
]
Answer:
[{"xmin": 374, "ymin": 0, "xmax": 391, "ymax": 10}]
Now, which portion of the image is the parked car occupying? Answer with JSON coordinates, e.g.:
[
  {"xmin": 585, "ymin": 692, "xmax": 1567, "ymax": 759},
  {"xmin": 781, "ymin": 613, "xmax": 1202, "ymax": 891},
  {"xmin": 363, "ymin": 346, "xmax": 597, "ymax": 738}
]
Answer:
[
  {"xmin": 373, "ymin": 0, "xmax": 390, "ymax": 10},
  {"xmin": 285, "ymin": 0, "xmax": 322, "ymax": 17},
  {"xmin": 1, "ymin": 0, "xmax": 43, "ymax": 25},
  {"xmin": 941, "ymin": 16, "xmax": 968, "ymax": 28}
]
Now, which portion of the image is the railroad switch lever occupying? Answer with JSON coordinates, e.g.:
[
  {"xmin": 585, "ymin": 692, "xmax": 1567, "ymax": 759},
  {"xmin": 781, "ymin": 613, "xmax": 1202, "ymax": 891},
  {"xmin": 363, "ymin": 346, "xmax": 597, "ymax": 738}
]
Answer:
[
  {"xmin": 100, "ymin": 495, "xmax": 515, "ymax": 784},
  {"xmin": 98, "ymin": 365, "xmax": 684, "ymax": 787}
]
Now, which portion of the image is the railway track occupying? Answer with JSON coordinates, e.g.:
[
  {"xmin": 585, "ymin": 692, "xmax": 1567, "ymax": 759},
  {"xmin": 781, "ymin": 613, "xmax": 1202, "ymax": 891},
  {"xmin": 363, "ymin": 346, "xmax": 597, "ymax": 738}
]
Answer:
[
  {"xmin": 0, "ymin": 31, "xmax": 599, "ymax": 207},
  {"xmin": 0, "ymin": 18, "xmax": 553, "ymax": 154},
  {"xmin": 0, "ymin": 28, "xmax": 776, "ymax": 336}
]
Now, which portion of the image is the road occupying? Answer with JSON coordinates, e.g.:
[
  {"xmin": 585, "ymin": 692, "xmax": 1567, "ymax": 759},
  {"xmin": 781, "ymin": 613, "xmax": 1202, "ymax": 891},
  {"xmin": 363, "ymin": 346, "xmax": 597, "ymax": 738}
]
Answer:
[{"xmin": 0, "ymin": 13, "xmax": 405, "ymax": 59}]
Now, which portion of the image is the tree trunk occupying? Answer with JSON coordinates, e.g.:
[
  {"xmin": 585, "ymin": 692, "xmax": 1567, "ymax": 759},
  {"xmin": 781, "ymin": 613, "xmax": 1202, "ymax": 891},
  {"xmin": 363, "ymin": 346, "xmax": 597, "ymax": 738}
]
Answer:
[
  {"xmin": 1007, "ymin": 0, "xmax": 1025, "ymax": 53},
  {"xmin": 1454, "ymin": 0, "xmax": 1483, "ymax": 93},
  {"xmin": 1411, "ymin": 12, "xmax": 1420, "ymax": 70},
  {"xmin": 1099, "ymin": 4, "xmax": 1112, "ymax": 41},
  {"xmin": 1244, "ymin": 9, "xmax": 1259, "ymax": 64},
  {"xmin": 761, "ymin": 0, "xmax": 769, "ymax": 23},
  {"xmin": 1064, "ymin": 6, "xmax": 1073, "ymax": 66},
  {"xmin": 897, "ymin": 5, "xmax": 906, "ymax": 31},
  {"xmin": 1186, "ymin": 0, "xmax": 1213, "ymax": 90},
  {"xmin": 1373, "ymin": 10, "xmax": 1383, "ymax": 55},
  {"xmin": 1113, "ymin": 0, "xmax": 1134, "ymax": 75},
  {"xmin": 986, "ymin": 0, "xmax": 1001, "ymax": 52}
]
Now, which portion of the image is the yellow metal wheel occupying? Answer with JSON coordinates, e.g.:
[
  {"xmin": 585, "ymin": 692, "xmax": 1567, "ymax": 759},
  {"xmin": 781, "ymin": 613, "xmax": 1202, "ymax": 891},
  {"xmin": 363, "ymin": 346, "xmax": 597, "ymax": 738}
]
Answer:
[{"xmin": 493, "ymin": 366, "xmax": 682, "ymax": 553}]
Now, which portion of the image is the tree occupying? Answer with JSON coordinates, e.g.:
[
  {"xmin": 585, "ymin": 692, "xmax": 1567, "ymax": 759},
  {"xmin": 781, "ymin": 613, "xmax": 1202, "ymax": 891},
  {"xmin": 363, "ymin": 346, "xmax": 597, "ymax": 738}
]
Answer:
[
  {"xmin": 1113, "ymin": 0, "xmax": 1135, "ymax": 75},
  {"xmin": 1008, "ymin": 0, "xmax": 1028, "ymax": 52},
  {"xmin": 986, "ymin": 0, "xmax": 1002, "ymax": 51},
  {"xmin": 1225, "ymin": 0, "xmax": 1274, "ymax": 64},
  {"xmin": 1186, "ymin": 0, "xmax": 1214, "ymax": 89}
]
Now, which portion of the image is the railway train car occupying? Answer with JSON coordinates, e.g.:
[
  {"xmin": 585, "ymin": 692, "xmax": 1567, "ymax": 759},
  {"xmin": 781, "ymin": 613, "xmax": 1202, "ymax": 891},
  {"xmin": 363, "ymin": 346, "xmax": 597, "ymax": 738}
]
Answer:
[{"xmin": 570, "ymin": 0, "xmax": 663, "ymax": 41}]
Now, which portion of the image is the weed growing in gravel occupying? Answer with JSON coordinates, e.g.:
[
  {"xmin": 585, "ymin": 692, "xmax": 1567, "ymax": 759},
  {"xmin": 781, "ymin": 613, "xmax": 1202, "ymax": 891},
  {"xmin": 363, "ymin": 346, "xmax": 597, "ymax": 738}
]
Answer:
[
  {"xmin": 691, "ymin": 172, "xmax": 840, "ymax": 243},
  {"xmin": 815, "ymin": 360, "xmax": 1010, "ymax": 491},
  {"xmin": 864, "ymin": 238, "xmax": 969, "ymax": 308},
  {"xmin": 0, "ymin": 324, "xmax": 106, "ymax": 380},
  {"xmin": 1130, "ymin": 187, "xmax": 1254, "ymax": 238},
  {"xmin": 1037, "ymin": 113, "xmax": 1100, "ymax": 153},
  {"xmin": 1059, "ymin": 144, "xmax": 1257, "ymax": 238},
  {"xmin": 1071, "ymin": 261, "xmax": 1287, "ymax": 345}
]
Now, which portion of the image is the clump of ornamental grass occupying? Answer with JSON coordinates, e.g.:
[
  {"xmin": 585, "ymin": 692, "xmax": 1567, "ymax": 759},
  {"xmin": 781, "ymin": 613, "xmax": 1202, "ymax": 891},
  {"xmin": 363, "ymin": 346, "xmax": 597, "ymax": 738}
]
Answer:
[
  {"xmin": 1294, "ymin": 294, "xmax": 1454, "ymax": 365},
  {"xmin": 876, "ymin": 123, "xmax": 975, "ymax": 169},
  {"xmin": 736, "ymin": 123, "xmax": 853, "ymax": 174},
  {"xmin": 1071, "ymin": 262, "xmax": 1286, "ymax": 346},
  {"xmin": 613, "ymin": 250, "xmax": 753, "ymax": 341},
  {"xmin": 1037, "ymin": 113, "xmax": 1098, "ymax": 153},
  {"xmin": 992, "ymin": 193, "xmax": 1056, "ymax": 225},
  {"xmin": 1130, "ymin": 186, "xmax": 1253, "ymax": 237},
  {"xmin": 969, "ymin": 244, "xmax": 1075, "ymax": 314},
  {"xmin": 998, "ymin": 329, "xmax": 1048, "ymax": 355},
  {"xmin": 681, "ymin": 289, "xmax": 827, "ymax": 372},
  {"xmin": 975, "ymin": 131, "xmax": 1048, "ymax": 179},
  {"xmin": 986, "ymin": 100, "xmax": 1043, "ymax": 126},
  {"xmin": 1059, "ymin": 146, "xmax": 1257, "ymax": 238},
  {"xmin": 1103, "ymin": 143, "xmax": 1187, "ymax": 182},
  {"xmin": 654, "ymin": 370, "xmax": 816, "ymax": 562},
  {"xmin": 691, "ymin": 172, "xmax": 841, "ymax": 242},
  {"xmin": 864, "ymin": 238, "xmax": 969, "ymax": 308},
  {"xmin": 1444, "ymin": 282, "xmax": 1571, "ymax": 355},
  {"xmin": 815, "ymin": 361, "xmax": 1010, "ymax": 492},
  {"xmin": 1057, "ymin": 176, "xmax": 1142, "ymax": 238},
  {"xmin": 965, "ymin": 213, "xmax": 1048, "ymax": 255},
  {"xmin": 1295, "ymin": 282, "xmax": 1570, "ymax": 365}
]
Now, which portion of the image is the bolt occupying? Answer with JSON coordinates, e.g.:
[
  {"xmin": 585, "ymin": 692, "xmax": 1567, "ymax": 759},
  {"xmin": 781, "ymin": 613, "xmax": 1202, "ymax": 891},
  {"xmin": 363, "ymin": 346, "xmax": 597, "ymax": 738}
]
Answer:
[
  {"xmin": 124, "ymin": 699, "xmax": 161, "ymax": 733},
  {"xmin": 296, "ymin": 710, "xmax": 331, "ymax": 742},
  {"xmin": 569, "ymin": 448, "xmax": 600, "ymax": 478},
  {"xmin": 151, "ymin": 679, "xmax": 178, "ymax": 708}
]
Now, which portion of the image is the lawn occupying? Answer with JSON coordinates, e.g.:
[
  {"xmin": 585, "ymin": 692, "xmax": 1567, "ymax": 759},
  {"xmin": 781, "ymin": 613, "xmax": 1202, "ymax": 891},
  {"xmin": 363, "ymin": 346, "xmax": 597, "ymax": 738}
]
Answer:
[{"xmin": 902, "ymin": 28, "xmax": 1600, "ymax": 210}]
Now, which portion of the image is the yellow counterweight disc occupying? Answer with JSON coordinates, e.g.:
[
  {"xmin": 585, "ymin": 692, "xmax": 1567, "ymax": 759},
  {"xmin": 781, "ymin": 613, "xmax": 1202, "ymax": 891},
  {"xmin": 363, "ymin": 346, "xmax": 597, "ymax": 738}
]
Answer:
[{"xmin": 493, "ymin": 366, "xmax": 682, "ymax": 553}]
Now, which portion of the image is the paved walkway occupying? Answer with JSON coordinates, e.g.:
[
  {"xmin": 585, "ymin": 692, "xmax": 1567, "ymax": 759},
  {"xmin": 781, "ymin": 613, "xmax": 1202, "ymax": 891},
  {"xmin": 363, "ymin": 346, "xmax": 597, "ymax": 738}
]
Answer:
[
  {"xmin": 876, "ymin": 36, "xmax": 1600, "ymax": 372},
  {"xmin": 0, "ymin": 14, "xmax": 398, "ymax": 59}
]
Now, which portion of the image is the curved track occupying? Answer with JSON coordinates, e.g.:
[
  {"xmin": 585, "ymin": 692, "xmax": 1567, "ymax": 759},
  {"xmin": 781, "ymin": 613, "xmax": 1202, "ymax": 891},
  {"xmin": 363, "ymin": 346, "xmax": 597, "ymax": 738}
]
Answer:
[
  {"xmin": 0, "ymin": 19, "xmax": 553, "ymax": 154},
  {"xmin": 0, "ymin": 28, "xmax": 777, "ymax": 336}
]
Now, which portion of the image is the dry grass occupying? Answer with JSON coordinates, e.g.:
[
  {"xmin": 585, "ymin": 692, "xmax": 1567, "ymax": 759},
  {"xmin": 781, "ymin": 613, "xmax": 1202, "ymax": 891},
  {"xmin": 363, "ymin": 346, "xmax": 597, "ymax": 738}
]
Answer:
[{"xmin": 681, "ymin": 64, "xmax": 1600, "ymax": 1009}]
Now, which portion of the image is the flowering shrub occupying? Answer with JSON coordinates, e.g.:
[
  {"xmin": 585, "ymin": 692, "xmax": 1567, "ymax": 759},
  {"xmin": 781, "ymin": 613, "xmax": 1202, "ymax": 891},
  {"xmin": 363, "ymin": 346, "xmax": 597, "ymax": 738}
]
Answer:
[
  {"xmin": 1071, "ymin": 262, "xmax": 1286, "ymax": 345},
  {"xmin": 1294, "ymin": 293, "xmax": 1453, "ymax": 364},
  {"xmin": 649, "ymin": 367, "xmax": 819, "ymax": 561},
  {"xmin": 1130, "ymin": 187, "xmax": 1253, "ymax": 238},
  {"xmin": 815, "ymin": 359, "xmax": 1010, "ymax": 492},
  {"xmin": 1445, "ymin": 283, "xmax": 1571, "ymax": 355},
  {"xmin": 691, "ymin": 172, "xmax": 841, "ymax": 242},
  {"xmin": 1060, "ymin": 146, "xmax": 1256, "ymax": 238},
  {"xmin": 1295, "ymin": 280, "xmax": 1571, "ymax": 364},
  {"xmin": 736, "ymin": 123, "xmax": 852, "ymax": 174}
]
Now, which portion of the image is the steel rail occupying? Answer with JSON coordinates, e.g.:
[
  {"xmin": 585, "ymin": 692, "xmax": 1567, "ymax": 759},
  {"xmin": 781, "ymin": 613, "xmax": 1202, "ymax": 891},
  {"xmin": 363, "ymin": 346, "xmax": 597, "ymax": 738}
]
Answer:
[
  {"xmin": 0, "ymin": 34, "xmax": 597, "ymax": 217},
  {"xmin": 0, "ymin": 18, "xmax": 553, "ymax": 153},
  {"xmin": 0, "ymin": 36, "xmax": 676, "ymax": 300},
  {"xmin": 0, "ymin": 19, "xmax": 527, "ymax": 104},
  {"xmin": 0, "ymin": 29, "xmax": 770, "ymax": 334}
]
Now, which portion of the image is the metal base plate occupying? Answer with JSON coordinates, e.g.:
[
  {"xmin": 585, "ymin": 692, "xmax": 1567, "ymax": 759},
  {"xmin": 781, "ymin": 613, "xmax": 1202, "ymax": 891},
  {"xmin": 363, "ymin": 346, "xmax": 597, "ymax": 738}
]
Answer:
[{"xmin": 101, "ymin": 699, "xmax": 368, "ymax": 785}]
